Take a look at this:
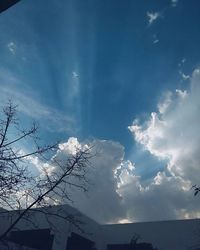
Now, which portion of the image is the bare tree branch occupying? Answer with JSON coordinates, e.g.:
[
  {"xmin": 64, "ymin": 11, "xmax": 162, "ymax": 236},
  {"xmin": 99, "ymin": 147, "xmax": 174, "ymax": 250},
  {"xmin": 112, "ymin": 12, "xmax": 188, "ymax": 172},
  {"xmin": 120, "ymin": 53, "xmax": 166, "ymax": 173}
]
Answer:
[{"xmin": 0, "ymin": 101, "xmax": 92, "ymax": 241}]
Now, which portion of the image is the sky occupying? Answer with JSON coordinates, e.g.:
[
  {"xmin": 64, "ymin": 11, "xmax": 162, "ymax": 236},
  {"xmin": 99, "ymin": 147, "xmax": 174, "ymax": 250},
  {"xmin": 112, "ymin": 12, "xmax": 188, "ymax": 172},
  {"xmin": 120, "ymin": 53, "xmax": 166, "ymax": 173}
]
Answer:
[{"xmin": 1, "ymin": 0, "xmax": 200, "ymax": 223}]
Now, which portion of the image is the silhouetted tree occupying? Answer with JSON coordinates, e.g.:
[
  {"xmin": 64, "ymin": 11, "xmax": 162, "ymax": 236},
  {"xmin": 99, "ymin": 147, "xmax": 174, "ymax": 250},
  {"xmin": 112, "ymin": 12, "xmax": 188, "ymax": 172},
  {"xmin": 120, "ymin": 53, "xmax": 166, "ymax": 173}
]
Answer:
[
  {"xmin": 130, "ymin": 233, "xmax": 141, "ymax": 246},
  {"xmin": 192, "ymin": 185, "xmax": 200, "ymax": 196},
  {"xmin": 130, "ymin": 233, "xmax": 158, "ymax": 250},
  {"xmin": 0, "ymin": 101, "xmax": 92, "ymax": 241}
]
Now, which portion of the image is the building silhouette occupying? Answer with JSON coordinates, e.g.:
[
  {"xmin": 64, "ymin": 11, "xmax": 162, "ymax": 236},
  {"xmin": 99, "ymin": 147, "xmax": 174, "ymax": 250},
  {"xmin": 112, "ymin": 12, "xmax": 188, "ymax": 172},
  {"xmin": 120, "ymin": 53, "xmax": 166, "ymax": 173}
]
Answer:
[{"xmin": 0, "ymin": 204, "xmax": 200, "ymax": 250}]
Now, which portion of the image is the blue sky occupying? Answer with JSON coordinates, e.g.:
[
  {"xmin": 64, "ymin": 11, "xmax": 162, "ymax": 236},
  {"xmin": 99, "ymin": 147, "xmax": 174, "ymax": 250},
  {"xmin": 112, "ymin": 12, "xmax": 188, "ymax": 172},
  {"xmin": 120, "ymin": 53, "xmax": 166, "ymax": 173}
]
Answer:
[{"xmin": 1, "ymin": 0, "xmax": 200, "ymax": 223}]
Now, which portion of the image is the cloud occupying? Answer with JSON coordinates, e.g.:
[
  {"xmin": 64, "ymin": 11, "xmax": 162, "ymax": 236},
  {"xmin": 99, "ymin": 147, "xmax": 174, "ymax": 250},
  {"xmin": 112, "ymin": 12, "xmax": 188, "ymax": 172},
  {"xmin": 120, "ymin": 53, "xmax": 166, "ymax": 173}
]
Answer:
[
  {"xmin": 72, "ymin": 71, "xmax": 79, "ymax": 79},
  {"xmin": 182, "ymin": 58, "xmax": 186, "ymax": 64},
  {"xmin": 70, "ymin": 139, "xmax": 127, "ymax": 223},
  {"xmin": 182, "ymin": 73, "xmax": 190, "ymax": 80},
  {"xmin": 178, "ymin": 59, "xmax": 190, "ymax": 80},
  {"xmin": 171, "ymin": 0, "xmax": 178, "ymax": 7},
  {"xmin": 129, "ymin": 68, "xmax": 200, "ymax": 182},
  {"xmin": 152, "ymin": 34, "xmax": 159, "ymax": 44},
  {"xmin": 7, "ymin": 42, "xmax": 17, "ymax": 54},
  {"xmin": 24, "ymin": 125, "xmax": 200, "ymax": 224},
  {"xmin": 147, "ymin": 12, "xmax": 160, "ymax": 25},
  {"xmin": 175, "ymin": 89, "xmax": 188, "ymax": 99},
  {"xmin": 65, "ymin": 136, "xmax": 200, "ymax": 223},
  {"xmin": 28, "ymin": 137, "xmax": 127, "ymax": 223},
  {"xmin": 116, "ymin": 169, "xmax": 194, "ymax": 222},
  {"xmin": 126, "ymin": 68, "xmax": 200, "ymax": 221},
  {"xmin": 178, "ymin": 58, "xmax": 186, "ymax": 67},
  {"xmin": 82, "ymin": 69, "xmax": 200, "ymax": 223},
  {"xmin": 153, "ymin": 39, "xmax": 159, "ymax": 44},
  {"xmin": 179, "ymin": 70, "xmax": 190, "ymax": 80}
]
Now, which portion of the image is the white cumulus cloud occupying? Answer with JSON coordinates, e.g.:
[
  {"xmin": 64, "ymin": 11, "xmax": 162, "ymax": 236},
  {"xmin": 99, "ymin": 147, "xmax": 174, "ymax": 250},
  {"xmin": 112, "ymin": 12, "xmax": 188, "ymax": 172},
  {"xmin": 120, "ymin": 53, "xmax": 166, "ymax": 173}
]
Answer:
[
  {"xmin": 147, "ymin": 12, "xmax": 160, "ymax": 25},
  {"xmin": 24, "ymin": 128, "xmax": 200, "ymax": 223},
  {"xmin": 129, "ymin": 68, "xmax": 200, "ymax": 183},
  {"xmin": 126, "ymin": 68, "xmax": 200, "ymax": 221},
  {"xmin": 28, "ymin": 138, "xmax": 128, "ymax": 223}
]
